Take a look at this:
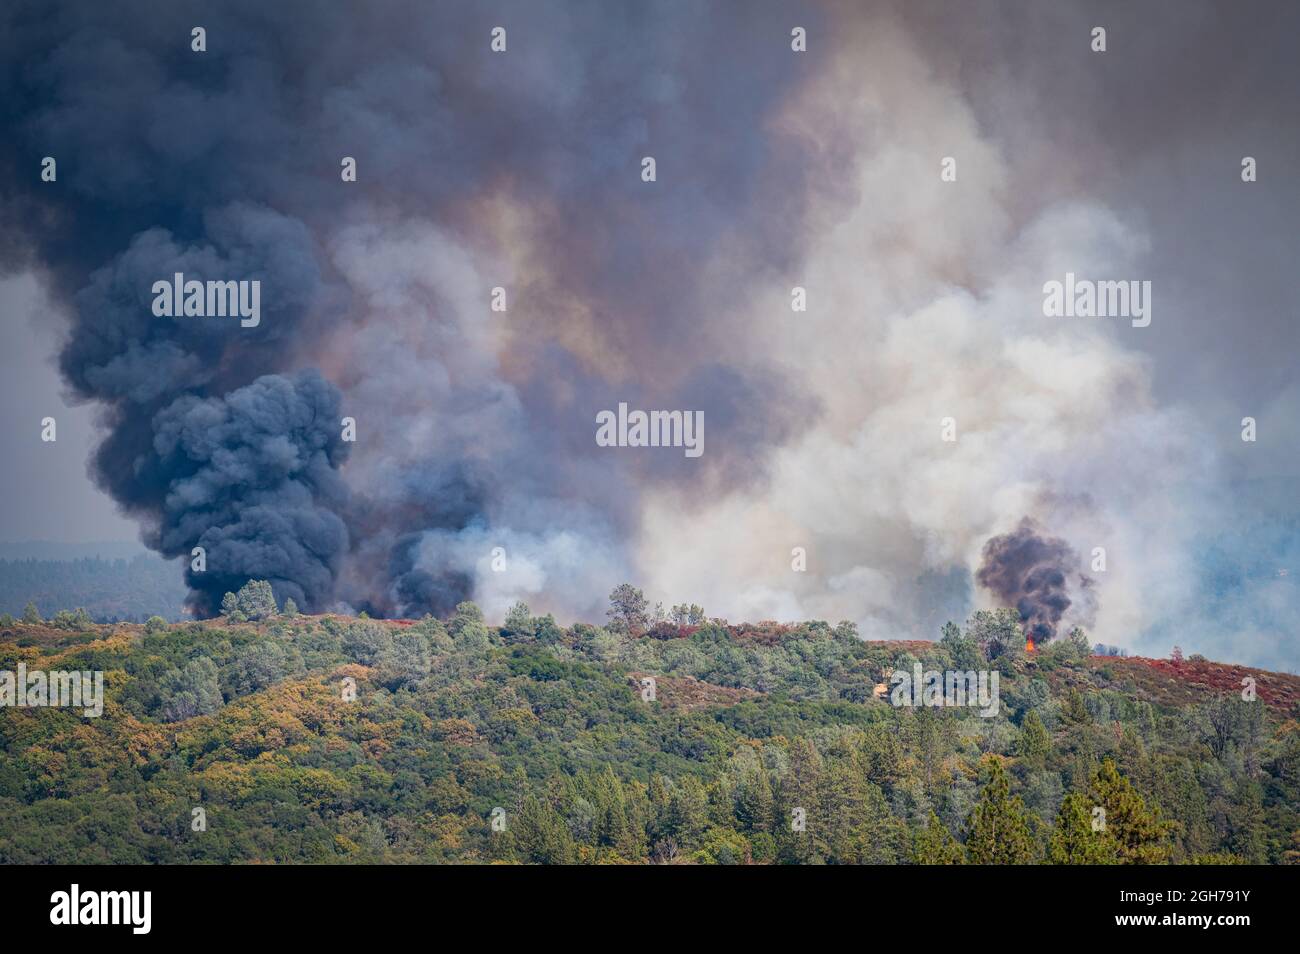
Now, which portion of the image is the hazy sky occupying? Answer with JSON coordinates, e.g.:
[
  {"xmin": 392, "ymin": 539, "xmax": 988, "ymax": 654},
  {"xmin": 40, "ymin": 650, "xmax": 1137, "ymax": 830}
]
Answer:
[
  {"xmin": 1, "ymin": 0, "xmax": 1295, "ymax": 667},
  {"xmin": 0, "ymin": 272, "xmax": 139, "ymax": 541}
]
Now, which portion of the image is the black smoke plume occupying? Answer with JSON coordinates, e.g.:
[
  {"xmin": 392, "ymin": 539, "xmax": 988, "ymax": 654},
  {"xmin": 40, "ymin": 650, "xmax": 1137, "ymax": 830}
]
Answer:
[
  {"xmin": 0, "ymin": 0, "xmax": 816, "ymax": 618},
  {"xmin": 976, "ymin": 518, "xmax": 1089, "ymax": 641},
  {"xmin": 157, "ymin": 371, "xmax": 351, "ymax": 615}
]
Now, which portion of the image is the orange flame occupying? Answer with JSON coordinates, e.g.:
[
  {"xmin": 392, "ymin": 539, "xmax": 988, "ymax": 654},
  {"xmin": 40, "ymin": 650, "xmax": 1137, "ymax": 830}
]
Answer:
[{"xmin": 1025, "ymin": 637, "xmax": 1036, "ymax": 654}]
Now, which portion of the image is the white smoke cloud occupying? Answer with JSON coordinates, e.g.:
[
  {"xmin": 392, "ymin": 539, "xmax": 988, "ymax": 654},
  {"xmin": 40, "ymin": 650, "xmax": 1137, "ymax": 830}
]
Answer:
[{"xmin": 634, "ymin": 14, "xmax": 1216, "ymax": 649}]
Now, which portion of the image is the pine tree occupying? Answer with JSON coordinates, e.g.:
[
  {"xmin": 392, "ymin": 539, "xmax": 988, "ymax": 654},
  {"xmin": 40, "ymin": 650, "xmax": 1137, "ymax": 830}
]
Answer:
[
  {"xmin": 22, "ymin": 601, "xmax": 41, "ymax": 624},
  {"xmin": 966, "ymin": 608, "xmax": 1022, "ymax": 658},
  {"xmin": 448, "ymin": 601, "xmax": 490, "ymax": 647},
  {"xmin": 823, "ymin": 759, "xmax": 905, "ymax": 863},
  {"xmin": 735, "ymin": 770, "xmax": 775, "ymax": 834},
  {"xmin": 160, "ymin": 657, "xmax": 223, "ymax": 722},
  {"xmin": 666, "ymin": 776, "xmax": 709, "ymax": 852},
  {"xmin": 375, "ymin": 630, "xmax": 432, "ymax": 690},
  {"xmin": 777, "ymin": 737, "xmax": 825, "ymax": 863},
  {"xmin": 1048, "ymin": 792, "xmax": 1116, "ymax": 864},
  {"xmin": 940, "ymin": 620, "xmax": 984, "ymax": 669},
  {"xmin": 606, "ymin": 583, "xmax": 649, "ymax": 636},
  {"xmin": 502, "ymin": 601, "xmax": 534, "ymax": 641},
  {"xmin": 913, "ymin": 811, "xmax": 965, "ymax": 864},
  {"xmin": 235, "ymin": 580, "xmax": 278, "ymax": 620},
  {"xmin": 511, "ymin": 795, "xmax": 577, "ymax": 864},
  {"xmin": 963, "ymin": 757, "xmax": 1037, "ymax": 864},
  {"xmin": 647, "ymin": 774, "xmax": 673, "ymax": 848},
  {"xmin": 670, "ymin": 603, "xmax": 706, "ymax": 626},
  {"xmin": 283, "ymin": 598, "xmax": 299, "ymax": 618},
  {"xmin": 1227, "ymin": 780, "xmax": 1266, "ymax": 863},
  {"xmin": 1060, "ymin": 688, "xmax": 1092, "ymax": 728},
  {"xmin": 1089, "ymin": 758, "xmax": 1174, "ymax": 864},
  {"xmin": 591, "ymin": 765, "xmax": 635, "ymax": 856},
  {"xmin": 1016, "ymin": 710, "xmax": 1051, "ymax": 767}
]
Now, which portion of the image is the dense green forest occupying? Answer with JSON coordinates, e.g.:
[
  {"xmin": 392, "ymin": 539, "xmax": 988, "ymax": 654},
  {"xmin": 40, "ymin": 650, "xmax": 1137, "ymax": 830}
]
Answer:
[{"xmin": 1, "ymin": 585, "xmax": 1297, "ymax": 864}]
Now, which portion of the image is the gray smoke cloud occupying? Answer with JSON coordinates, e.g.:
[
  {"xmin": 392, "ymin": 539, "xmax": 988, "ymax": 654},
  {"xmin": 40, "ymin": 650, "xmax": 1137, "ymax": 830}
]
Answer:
[
  {"xmin": 976, "ymin": 519, "xmax": 1092, "ymax": 641},
  {"xmin": 1, "ymin": 1, "xmax": 1296, "ymax": 674},
  {"xmin": 0, "ymin": 0, "xmax": 819, "ymax": 618}
]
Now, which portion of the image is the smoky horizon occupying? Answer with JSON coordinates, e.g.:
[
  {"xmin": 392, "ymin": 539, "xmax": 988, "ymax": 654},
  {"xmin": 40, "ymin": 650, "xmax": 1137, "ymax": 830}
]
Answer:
[{"xmin": 0, "ymin": 0, "xmax": 1296, "ymax": 671}]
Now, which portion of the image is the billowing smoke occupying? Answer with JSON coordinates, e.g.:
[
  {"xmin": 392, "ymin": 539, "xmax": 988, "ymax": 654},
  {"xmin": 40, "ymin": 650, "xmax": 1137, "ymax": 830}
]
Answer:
[
  {"xmin": 0, "ymin": 0, "xmax": 817, "ymax": 618},
  {"xmin": 2, "ymin": 1, "xmax": 1296, "ymax": 673},
  {"xmin": 976, "ymin": 520, "xmax": 1090, "ymax": 641},
  {"xmin": 155, "ymin": 371, "xmax": 351, "ymax": 615}
]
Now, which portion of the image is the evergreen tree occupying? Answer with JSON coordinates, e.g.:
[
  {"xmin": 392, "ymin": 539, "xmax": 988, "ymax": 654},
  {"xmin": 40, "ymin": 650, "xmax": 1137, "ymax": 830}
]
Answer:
[
  {"xmin": 532, "ymin": 613, "xmax": 563, "ymax": 644},
  {"xmin": 964, "ymin": 757, "xmax": 1037, "ymax": 864},
  {"xmin": 1060, "ymin": 688, "xmax": 1092, "ymax": 728},
  {"xmin": 1066, "ymin": 626, "xmax": 1091, "ymax": 659},
  {"xmin": 606, "ymin": 583, "xmax": 649, "ymax": 636},
  {"xmin": 863, "ymin": 726, "xmax": 905, "ymax": 790},
  {"xmin": 511, "ymin": 795, "xmax": 577, "ymax": 864},
  {"xmin": 1088, "ymin": 758, "xmax": 1174, "ymax": 864},
  {"xmin": 22, "ymin": 601, "xmax": 41, "ymax": 624},
  {"xmin": 1048, "ymin": 792, "xmax": 1116, "ymax": 864},
  {"xmin": 940, "ymin": 620, "xmax": 984, "ymax": 669},
  {"xmin": 160, "ymin": 658, "xmax": 223, "ymax": 722},
  {"xmin": 448, "ymin": 601, "xmax": 490, "ymax": 647},
  {"xmin": 1016, "ymin": 710, "xmax": 1051, "ymax": 767},
  {"xmin": 1282, "ymin": 829, "xmax": 1300, "ymax": 866},
  {"xmin": 823, "ymin": 758, "xmax": 905, "ymax": 863},
  {"xmin": 234, "ymin": 580, "xmax": 278, "ymax": 620},
  {"xmin": 647, "ymin": 774, "xmax": 674, "ymax": 849},
  {"xmin": 911, "ymin": 709, "xmax": 950, "ymax": 793},
  {"xmin": 777, "ymin": 737, "xmax": 825, "ymax": 863},
  {"xmin": 220, "ymin": 591, "xmax": 241, "ymax": 619},
  {"xmin": 342, "ymin": 620, "xmax": 392, "ymax": 665},
  {"xmin": 665, "ymin": 776, "xmax": 709, "ymax": 851},
  {"xmin": 224, "ymin": 641, "xmax": 295, "ymax": 695},
  {"xmin": 735, "ymin": 770, "xmax": 775, "ymax": 834},
  {"xmin": 502, "ymin": 601, "xmax": 535, "ymax": 641},
  {"xmin": 706, "ymin": 775, "xmax": 735, "ymax": 827},
  {"xmin": 669, "ymin": 603, "xmax": 706, "ymax": 626},
  {"xmin": 1227, "ymin": 780, "xmax": 1266, "ymax": 864},
  {"xmin": 282, "ymin": 598, "xmax": 299, "ymax": 618},
  {"xmin": 375, "ymin": 630, "xmax": 432, "ymax": 690},
  {"xmin": 589, "ymin": 766, "xmax": 634, "ymax": 855},
  {"xmin": 50, "ymin": 606, "xmax": 95, "ymax": 630},
  {"xmin": 913, "ymin": 811, "xmax": 965, "ymax": 864},
  {"xmin": 966, "ymin": 608, "xmax": 1022, "ymax": 658}
]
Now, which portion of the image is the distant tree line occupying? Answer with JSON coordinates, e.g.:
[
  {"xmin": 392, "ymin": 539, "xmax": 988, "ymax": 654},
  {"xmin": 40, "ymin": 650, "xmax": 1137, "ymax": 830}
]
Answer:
[{"xmin": 0, "ymin": 555, "xmax": 188, "ymax": 623}]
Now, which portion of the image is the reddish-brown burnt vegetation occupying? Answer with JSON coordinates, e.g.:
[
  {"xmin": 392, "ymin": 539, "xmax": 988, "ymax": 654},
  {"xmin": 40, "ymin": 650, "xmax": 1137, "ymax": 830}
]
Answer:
[
  {"xmin": 627, "ymin": 672, "xmax": 760, "ymax": 710},
  {"xmin": 644, "ymin": 621, "xmax": 702, "ymax": 640},
  {"xmin": 1086, "ymin": 655, "xmax": 1300, "ymax": 713}
]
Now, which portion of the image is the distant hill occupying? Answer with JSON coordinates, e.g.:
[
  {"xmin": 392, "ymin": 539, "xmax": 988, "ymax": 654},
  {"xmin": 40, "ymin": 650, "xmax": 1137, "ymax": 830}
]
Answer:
[
  {"xmin": 2, "ymin": 605, "xmax": 1296, "ymax": 865},
  {"xmin": 0, "ymin": 550, "xmax": 189, "ymax": 623},
  {"xmin": 0, "ymin": 541, "xmax": 150, "ymax": 561}
]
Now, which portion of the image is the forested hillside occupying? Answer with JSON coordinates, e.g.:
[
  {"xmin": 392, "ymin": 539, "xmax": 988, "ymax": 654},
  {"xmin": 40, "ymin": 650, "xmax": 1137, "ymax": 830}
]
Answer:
[{"xmin": 1, "ymin": 590, "xmax": 1297, "ymax": 864}]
